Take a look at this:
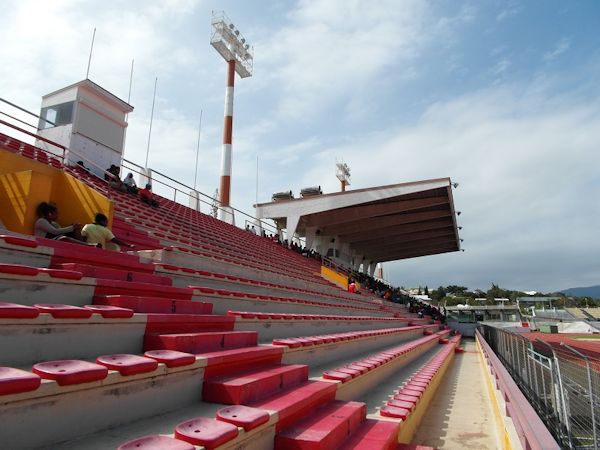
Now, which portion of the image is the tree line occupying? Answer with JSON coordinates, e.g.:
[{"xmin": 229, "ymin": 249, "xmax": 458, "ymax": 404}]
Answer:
[{"xmin": 412, "ymin": 284, "xmax": 600, "ymax": 308}]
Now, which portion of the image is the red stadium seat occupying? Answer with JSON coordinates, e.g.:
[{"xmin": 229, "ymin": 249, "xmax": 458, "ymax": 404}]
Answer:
[
  {"xmin": 0, "ymin": 367, "xmax": 41, "ymax": 395},
  {"xmin": 32, "ymin": 360, "xmax": 108, "ymax": 385},
  {"xmin": 0, "ymin": 302, "xmax": 40, "ymax": 319},
  {"xmin": 83, "ymin": 305, "xmax": 134, "ymax": 318},
  {"xmin": 34, "ymin": 304, "xmax": 93, "ymax": 319},
  {"xmin": 118, "ymin": 435, "xmax": 195, "ymax": 450},
  {"xmin": 174, "ymin": 417, "xmax": 239, "ymax": 448},
  {"xmin": 96, "ymin": 354, "xmax": 159, "ymax": 376},
  {"xmin": 144, "ymin": 350, "xmax": 196, "ymax": 368},
  {"xmin": 216, "ymin": 405, "xmax": 270, "ymax": 431}
]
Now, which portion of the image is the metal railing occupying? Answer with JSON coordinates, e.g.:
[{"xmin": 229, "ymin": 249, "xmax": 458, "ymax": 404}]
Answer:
[
  {"xmin": 479, "ymin": 324, "xmax": 600, "ymax": 449},
  {"xmin": 0, "ymin": 99, "xmax": 285, "ymax": 239}
]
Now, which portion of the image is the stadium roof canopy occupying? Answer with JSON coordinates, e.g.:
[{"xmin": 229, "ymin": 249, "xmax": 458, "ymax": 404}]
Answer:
[{"xmin": 255, "ymin": 177, "xmax": 461, "ymax": 266}]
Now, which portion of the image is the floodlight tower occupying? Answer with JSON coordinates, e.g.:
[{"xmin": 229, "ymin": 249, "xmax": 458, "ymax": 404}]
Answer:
[
  {"xmin": 210, "ymin": 11, "xmax": 254, "ymax": 223},
  {"xmin": 336, "ymin": 161, "xmax": 351, "ymax": 192}
]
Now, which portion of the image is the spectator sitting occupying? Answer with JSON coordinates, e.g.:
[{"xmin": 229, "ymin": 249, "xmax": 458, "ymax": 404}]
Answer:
[
  {"xmin": 122, "ymin": 173, "xmax": 138, "ymax": 194},
  {"xmin": 33, "ymin": 202, "xmax": 85, "ymax": 244},
  {"xmin": 76, "ymin": 160, "xmax": 90, "ymax": 172},
  {"xmin": 139, "ymin": 183, "xmax": 159, "ymax": 207},
  {"xmin": 82, "ymin": 213, "xmax": 134, "ymax": 251},
  {"xmin": 348, "ymin": 280, "xmax": 357, "ymax": 293},
  {"xmin": 105, "ymin": 164, "xmax": 126, "ymax": 192}
]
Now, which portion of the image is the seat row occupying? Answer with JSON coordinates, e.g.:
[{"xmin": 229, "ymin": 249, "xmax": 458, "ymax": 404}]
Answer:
[
  {"xmin": 156, "ymin": 262, "xmax": 379, "ymax": 307},
  {"xmin": 227, "ymin": 310, "xmax": 405, "ymax": 322},
  {"xmin": 322, "ymin": 331, "xmax": 449, "ymax": 384},
  {"xmin": 0, "ymin": 135, "xmax": 63, "ymax": 169},
  {"xmin": 272, "ymin": 326, "xmax": 432, "ymax": 350},
  {"xmin": 0, "ymin": 301, "xmax": 133, "ymax": 319},
  {"xmin": 379, "ymin": 334, "xmax": 461, "ymax": 420},
  {"xmin": 0, "ymin": 349, "xmax": 198, "ymax": 396},
  {"xmin": 193, "ymin": 286, "xmax": 384, "ymax": 315},
  {"xmin": 118, "ymin": 405, "xmax": 272, "ymax": 450}
]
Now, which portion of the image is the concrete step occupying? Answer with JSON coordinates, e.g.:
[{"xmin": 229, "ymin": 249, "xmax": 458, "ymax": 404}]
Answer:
[{"xmin": 203, "ymin": 364, "xmax": 308, "ymax": 404}]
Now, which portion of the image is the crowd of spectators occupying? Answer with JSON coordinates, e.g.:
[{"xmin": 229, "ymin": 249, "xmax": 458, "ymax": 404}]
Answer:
[
  {"xmin": 408, "ymin": 299, "xmax": 446, "ymax": 322},
  {"xmin": 104, "ymin": 166, "xmax": 159, "ymax": 208}
]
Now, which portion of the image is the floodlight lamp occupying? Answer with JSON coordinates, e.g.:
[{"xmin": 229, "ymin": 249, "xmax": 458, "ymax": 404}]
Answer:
[
  {"xmin": 244, "ymin": 44, "xmax": 249, "ymax": 49},
  {"xmin": 460, "ymin": 238, "xmax": 464, "ymax": 242},
  {"xmin": 234, "ymin": 30, "xmax": 240, "ymax": 36},
  {"xmin": 229, "ymin": 23, "xmax": 234, "ymax": 29},
  {"xmin": 457, "ymin": 211, "xmax": 461, "ymax": 215},
  {"xmin": 452, "ymin": 182, "xmax": 459, "ymax": 188},
  {"xmin": 458, "ymin": 226, "xmax": 462, "ymax": 230},
  {"xmin": 241, "ymin": 38, "xmax": 245, "ymax": 44},
  {"xmin": 461, "ymin": 249, "xmax": 465, "ymax": 252}
]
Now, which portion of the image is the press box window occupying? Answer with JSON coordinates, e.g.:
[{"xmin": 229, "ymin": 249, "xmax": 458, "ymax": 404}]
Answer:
[{"xmin": 38, "ymin": 101, "xmax": 74, "ymax": 129}]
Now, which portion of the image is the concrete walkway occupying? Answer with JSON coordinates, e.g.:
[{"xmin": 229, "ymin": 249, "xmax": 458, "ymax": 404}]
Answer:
[{"xmin": 411, "ymin": 339, "xmax": 501, "ymax": 449}]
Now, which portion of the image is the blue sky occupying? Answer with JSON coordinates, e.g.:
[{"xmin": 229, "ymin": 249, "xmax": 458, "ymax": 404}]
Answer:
[{"xmin": 1, "ymin": 0, "xmax": 599, "ymax": 292}]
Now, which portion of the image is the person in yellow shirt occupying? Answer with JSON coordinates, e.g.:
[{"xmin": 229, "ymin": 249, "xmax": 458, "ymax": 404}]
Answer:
[{"xmin": 82, "ymin": 213, "xmax": 134, "ymax": 251}]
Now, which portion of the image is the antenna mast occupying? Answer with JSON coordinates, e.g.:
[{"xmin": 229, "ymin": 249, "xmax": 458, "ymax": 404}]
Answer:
[{"xmin": 336, "ymin": 160, "xmax": 351, "ymax": 192}]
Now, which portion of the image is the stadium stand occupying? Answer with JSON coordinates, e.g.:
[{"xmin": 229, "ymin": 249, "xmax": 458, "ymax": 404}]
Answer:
[{"xmin": 0, "ymin": 131, "xmax": 559, "ymax": 449}]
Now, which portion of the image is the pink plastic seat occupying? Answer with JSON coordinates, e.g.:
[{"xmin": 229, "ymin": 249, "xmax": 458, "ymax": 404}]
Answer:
[
  {"xmin": 175, "ymin": 417, "xmax": 239, "ymax": 448},
  {"xmin": 0, "ymin": 367, "xmax": 41, "ymax": 395},
  {"xmin": 387, "ymin": 399, "xmax": 415, "ymax": 411},
  {"xmin": 216, "ymin": 405, "xmax": 270, "ymax": 431},
  {"xmin": 144, "ymin": 350, "xmax": 196, "ymax": 368},
  {"xmin": 84, "ymin": 305, "xmax": 134, "ymax": 318},
  {"xmin": 380, "ymin": 405, "xmax": 410, "ymax": 419},
  {"xmin": 272, "ymin": 338, "xmax": 302, "ymax": 349},
  {"xmin": 335, "ymin": 367, "xmax": 362, "ymax": 378},
  {"xmin": 118, "ymin": 435, "xmax": 195, "ymax": 450},
  {"xmin": 322, "ymin": 370, "xmax": 353, "ymax": 383},
  {"xmin": 345, "ymin": 364, "xmax": 369, "ymax": 375},
  {"xmin": 34, "ymin": 304, "xmax": 93, "ymax": 319},
  {"xmin": 39, "ymin": 268, "xmax": 83, "ymax": 280},
  {"xmin": 400, "ymin": 388, "xmax": 423, "ymax": 398},
  {"xmin": 0, "ymin": 263, "xmax": 39, "ymax": 276},
  {"xmin": 393, "ymin": 392, "xmax": 420, "ymax": 402},
  {"xmin": 96, "ymin": 354, "xmax": 159, "ymax": 376},
  {"xmin": 0, "ymin": 235, "xmax": 38, "ymax": 248},
  {"xmin": 0, "ymin": 302, "xmax": 40, "ymax": 319},
  {"xmin": 32, "ymin": 360, "xmax": 108, "ymax": 385}
]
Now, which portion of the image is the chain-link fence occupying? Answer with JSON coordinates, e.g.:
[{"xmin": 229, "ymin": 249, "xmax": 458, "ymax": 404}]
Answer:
[{"xmin": 479, "ymin": 325, "xmax": 600, "ymax": 449}]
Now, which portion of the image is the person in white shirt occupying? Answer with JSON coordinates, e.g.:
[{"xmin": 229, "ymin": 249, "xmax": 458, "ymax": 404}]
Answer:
[{"xmin": 122, "ymin": 173, "xmax": 138, "ymax": 194}]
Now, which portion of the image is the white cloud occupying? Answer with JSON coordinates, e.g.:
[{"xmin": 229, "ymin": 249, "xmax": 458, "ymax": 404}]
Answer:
[
  {"xmin": 2, "ymin": 1, "xmax": 598, "ymax": 293},
  {"xmin": 496, "ymin": 4, "xmax": 521, "ymax": 22},
  {"xmin": 543, "ymin": 37, "xmax": 571, "ymax": 61},
  {"xmin": 255, "ymin": 0, "xmax": 434, "ymax": 120},
  {"xmin": 280, "ymin": 82, "xmax": 600, "ymax": 291}
]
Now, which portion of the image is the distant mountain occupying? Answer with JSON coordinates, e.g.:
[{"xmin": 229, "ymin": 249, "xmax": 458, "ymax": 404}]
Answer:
[{"xmin": 561, "ymin": 285, "xmax": 600, "ymax": 299}]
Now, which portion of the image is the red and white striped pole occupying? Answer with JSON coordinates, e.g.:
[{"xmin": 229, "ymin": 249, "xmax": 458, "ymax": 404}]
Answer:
[{"xmin": 218, "ymin": 59, "xmax": 235, "ymax": 220}]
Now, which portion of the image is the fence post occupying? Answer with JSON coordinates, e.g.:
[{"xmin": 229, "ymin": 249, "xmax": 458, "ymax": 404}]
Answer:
[
  {"xmin": 535, "ymin": 338, "xmax": 572, "ymax": 448},
  {"xmin": 562, "ymin": 343, "xmax": 598, "ymax": 450}
]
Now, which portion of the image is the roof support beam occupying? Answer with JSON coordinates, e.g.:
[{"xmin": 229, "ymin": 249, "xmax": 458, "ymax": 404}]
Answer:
[
  {"xmin": 305, "ymin": 196, "xmax": 450, "ymax": 228},
  {"xmin": 320, "ymin": 209, "xmax": 451, "ymax": 236},
  {"xmin": 341, "ymin": 218, "xmax": 454, "ymax": 243}
]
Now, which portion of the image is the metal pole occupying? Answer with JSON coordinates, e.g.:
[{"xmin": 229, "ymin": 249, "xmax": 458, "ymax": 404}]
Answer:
[
  {"xmin": 127, "ymin": 59, "xmax": 135, "ymax": 104},
  {"xmin": 255, "ymin": 154, "xmax": 259, "ymax": 206},
  {"xmin": 194, "ymin": 109, "xmax": 203, "ymax": 190},
  {"xmin": 86, "ymin": 27, "xmax": 96, "ymax": 79},
  {"xmin": 219, "ymin": 59, "xmax": 235, "ymax": 209},
  {"xmin": 145, "ymin": 77, "xmax": 158, "ymax": 170}
]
